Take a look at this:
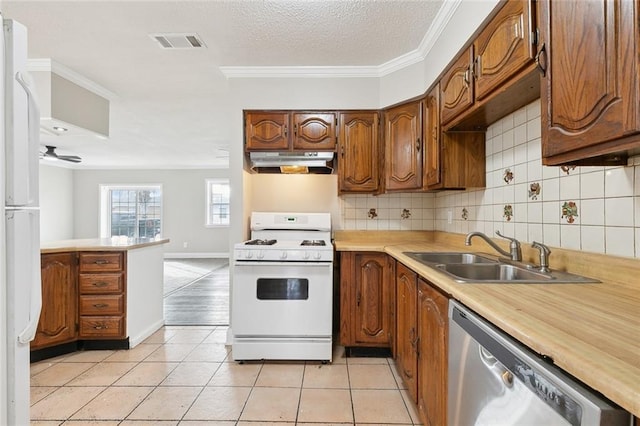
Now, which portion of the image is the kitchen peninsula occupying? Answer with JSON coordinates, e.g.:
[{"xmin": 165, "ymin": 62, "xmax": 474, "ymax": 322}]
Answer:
[
  {"xmin": 34, "ymin": 237, "xmax": 169, "ymax": 359},
  {"xmin": 336, "ymin": 230, "xmax": 640, "ymax": 421}
]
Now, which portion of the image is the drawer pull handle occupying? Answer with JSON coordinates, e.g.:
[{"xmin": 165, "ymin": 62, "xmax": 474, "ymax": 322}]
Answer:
[
  {"xmin": 93, "ymin": 324, "xmax": 108, "ymax": 330},
  {"xmin": 94, "ymin": 259, "xmax": 110, "ymax": 265},
  {"xmin": 93, "ymin": 281, "xmax": 109, "ymax": 287},
  {"xmin": 93, "ymin": 303, "xmax": 109, "ymax": 308}
]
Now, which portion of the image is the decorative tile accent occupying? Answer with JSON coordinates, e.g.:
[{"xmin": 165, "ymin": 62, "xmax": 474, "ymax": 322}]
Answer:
[
  {"xmin": 367, "ymin": 208, "xmax": 377, "ymax": 219},
  {"xmin": 528, "ymin": 182, "xmax": 541, "ymax": 200},
  {"xmin": 503, "ymin": 168, "xmax": 514, "ymax": 184},
  {"xmin": 561, "ymin": 201, "xmax": 578, "ymax": 223},
  {"xmin": 503, "ymin": 204, "xmax": 513, "ymax": 221},
  {"xmin": 401, "ymin": 208, "xmax": 411, "ymax": 219},
  {"xmin": 461, "ymin": 207, "xmax": 469, "ymax": 221},
  {"xmin": 560, "ymin": 165, "xmax": 577, "ymax": 175}
]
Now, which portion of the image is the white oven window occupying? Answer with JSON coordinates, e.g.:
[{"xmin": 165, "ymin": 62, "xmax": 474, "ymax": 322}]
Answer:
[{"xmin": 256, "ymin": 278, "xmax": 308, "ymax": 300}]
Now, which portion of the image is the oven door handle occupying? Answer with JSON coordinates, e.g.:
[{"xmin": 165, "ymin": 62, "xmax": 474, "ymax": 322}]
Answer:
[{"xmin": 234, "ymin": 261, "xmax": 332, "ymax": 267}]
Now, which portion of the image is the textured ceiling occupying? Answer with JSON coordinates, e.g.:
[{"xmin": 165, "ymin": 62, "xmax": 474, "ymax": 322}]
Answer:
[{"xmin": 3, "ymin": 0, "xmax": 444, "ymax": 168}]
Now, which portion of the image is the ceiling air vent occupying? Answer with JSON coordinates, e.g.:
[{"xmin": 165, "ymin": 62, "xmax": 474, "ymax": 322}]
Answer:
[{"xmin": 150, "ymin": 33, "xmax": 206, "ymax": 49}]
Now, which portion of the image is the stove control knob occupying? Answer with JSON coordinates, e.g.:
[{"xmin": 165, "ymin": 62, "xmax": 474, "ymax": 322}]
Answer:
[
  {"xmin": 313, "ymin": 252, "xmax": 322, "ymax": 260},
  {"xmin": 280, "ymin": 251, "xmax": 288, "ymax": 260},
  {"xmin": 303, "ymin": 252, "xmax": 311, "ymax": 260},
  {"xmin": 245, "ymin": 251, "xmax": 253, "ymax": 259},
  {"xmin": 256, "ymin": 250, "xmax": 265, "ymax": 260}
]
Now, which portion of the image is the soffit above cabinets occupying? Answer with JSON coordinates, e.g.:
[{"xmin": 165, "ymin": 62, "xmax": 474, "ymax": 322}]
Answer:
[{"xmin": 29, "ymin": 59, "xmax": 115, "ymax": 140}]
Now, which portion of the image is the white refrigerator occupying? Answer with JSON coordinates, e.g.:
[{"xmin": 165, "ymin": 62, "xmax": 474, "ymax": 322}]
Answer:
[{"xmin": 0, "ymin": 16, "xmax": 42, "ymax": 426}]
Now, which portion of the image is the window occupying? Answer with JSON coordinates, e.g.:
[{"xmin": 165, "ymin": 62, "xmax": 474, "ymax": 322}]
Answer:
[
  {"xmin": 206, "ymin": 179, "xmax": 230, "ymax": 226},
  {"xmin": 100, "ymin": 185, "xmax": 162, "ymax": 239}
]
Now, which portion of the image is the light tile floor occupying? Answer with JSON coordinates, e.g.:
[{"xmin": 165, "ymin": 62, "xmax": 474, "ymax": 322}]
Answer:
[{"xmin": 30, "ymin": 326, "xmax": 422, "ymax": 425}]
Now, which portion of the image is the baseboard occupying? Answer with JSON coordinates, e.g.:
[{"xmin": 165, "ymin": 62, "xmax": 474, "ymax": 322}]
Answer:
[
  {"xmin": 129, "ymin": 319, "xmax": 165, "ymax": 348},
  {"xmin": 164, "ymin": 252, "xmax": 229, "ymax": 259}
]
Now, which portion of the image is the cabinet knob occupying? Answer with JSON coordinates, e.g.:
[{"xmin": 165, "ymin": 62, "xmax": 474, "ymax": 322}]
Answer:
[{"xmin": 416, "ymin": 138, "xmax": 421, "ymax": 152}]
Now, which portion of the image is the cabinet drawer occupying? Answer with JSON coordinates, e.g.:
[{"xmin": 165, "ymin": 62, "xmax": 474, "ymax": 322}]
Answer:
[
  {"xmin": 80, "ymin": 295, "xmax": 124, "ymax": 315},
  {"xmin": 79, "ymin": 273, "xmax": 124, "ymax": 294},
  {"xmin": 79, "ymin": 316, "xmax": 125, "ymax": 338},
  {"xmin": 79, "ymin": 252, "xmax": 124, "ymax": 272}
]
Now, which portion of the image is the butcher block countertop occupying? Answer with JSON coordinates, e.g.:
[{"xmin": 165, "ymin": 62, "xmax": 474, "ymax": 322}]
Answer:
[
  {"xmin": 335, "ymin": 230, "xmax": 640, "ymax": 418},
  {"xmin": 40, "ymin": 237, "xmax": 170, "ymax": 253}
]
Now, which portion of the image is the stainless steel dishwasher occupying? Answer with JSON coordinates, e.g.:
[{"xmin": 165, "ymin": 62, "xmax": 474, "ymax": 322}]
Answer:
[{"xmin": 448, "ymin": 300, "xmax": 631, "ymax": 426}]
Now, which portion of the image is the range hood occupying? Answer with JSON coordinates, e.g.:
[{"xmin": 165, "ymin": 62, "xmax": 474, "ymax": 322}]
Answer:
[
  {"xmin": 29, "ymin": 59, "xmax": 113, "ymax": 138},
  {"xmin": 249, "ymin": 151, "xmax": 334, "ymax": 174}
]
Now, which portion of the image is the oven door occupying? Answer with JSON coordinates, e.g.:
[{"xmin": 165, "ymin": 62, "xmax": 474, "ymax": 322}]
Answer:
[{"xmin": 232, "ymin": 261, "xmax": 333, "ymax": 337}]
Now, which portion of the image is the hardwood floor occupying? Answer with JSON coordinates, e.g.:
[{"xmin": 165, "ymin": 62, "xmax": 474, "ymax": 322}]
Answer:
[{"xmin": 163, "ymin": 259, "xmax": 229, "ymax": 326}]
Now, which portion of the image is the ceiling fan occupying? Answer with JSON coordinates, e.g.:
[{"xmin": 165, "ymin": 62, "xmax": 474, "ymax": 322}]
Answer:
[{"xmin": 40, "ymin": 145, "xmax": 82, "ymax": 163}]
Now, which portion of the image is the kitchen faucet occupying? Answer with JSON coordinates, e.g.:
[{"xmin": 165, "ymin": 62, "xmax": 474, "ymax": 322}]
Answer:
[
  {"xmin": 465, "ymin": 230, "xmax": 522, "ymax": 261},
  {"xmin": 531, "ymin": 241, "xmax": 552, "ymax": 272}
]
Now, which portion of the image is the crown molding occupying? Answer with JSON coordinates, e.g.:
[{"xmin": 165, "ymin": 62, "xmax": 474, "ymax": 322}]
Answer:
[
  {"xmin": 220, "ymin": 0, "xmax": 462, "ymax": 79},
  {"xmin": 378, "ymin": 0, "xmax": 462, "ymax": 76},
  {"xmin": 219, "ymin": 65, "xmax": 381, "ymax": 79},
  {"xmin": 28, "ymin": 58, "xmax": 118, "ymax": 100}
]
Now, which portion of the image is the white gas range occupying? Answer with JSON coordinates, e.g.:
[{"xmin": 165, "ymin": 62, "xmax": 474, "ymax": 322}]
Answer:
[{"xmin": 232, "ymin": 212, "xmax": 334, "ymax": 362}]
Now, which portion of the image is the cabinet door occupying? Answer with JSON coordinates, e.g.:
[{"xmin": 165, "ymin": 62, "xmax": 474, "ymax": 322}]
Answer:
[
  {"xmin": 338, "ymin": 112, "xmax": 380, "ymax": 193},
  {"xmin": 244, "ymin": 112, "xmax": 290, "ymax": 150},
  {"xmin": 32, "ymin": 253, "xmax": 77, "ymax": 349},
  {"xmin": 474, "ymin": 0, "xmax": 535, "ymax": 100},
  {"xmin": 396, "ymin": 262, "xmax": 418, "ymax": 401},
  {"xmin": 385, "ymin": 101, "xmax": 423, "ymax": 191},
  {"xmin": 424, "ymin": 87, "xmax": 441, "ymax": 188},
  {"xmin": 539, "ymin": 0, "xmax": 640, "ymax": 161},
  {"xmin": 417, "ymin": 279, "xmax": 448, "ymax": 426},
  {"xmin": 352, "ymin": 253, "xmax": 393, "ymax": 346},
  {"xmin": 440, "ymin": 47, "xmax": 474, "ymax": 125},
  {"xmin": 292, "ymin": 112, "xmax": 337, "ymax": 150}
]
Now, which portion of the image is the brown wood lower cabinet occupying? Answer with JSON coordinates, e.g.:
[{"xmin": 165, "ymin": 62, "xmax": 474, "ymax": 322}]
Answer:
[
  {"xmin": 396, "ymin": 262, "xmax": 418, "ymax": 400},
  {"xmin": 417, "ymin": 277, "xmax": 448, "ymax": 426},
  {"xmin": 339, "ymin": 252, "xmax": 395, "ymax": 348},
  {"xmin": 78, "ymin": 252, "xmax": 126, "ymax": 339},
  {"xmin": 32, "ymin": 253, "xmax": 78, "ymax": 350},
  {"xmin": 395, "ymin": 262, "xmax": 449, "ymax": 426}
]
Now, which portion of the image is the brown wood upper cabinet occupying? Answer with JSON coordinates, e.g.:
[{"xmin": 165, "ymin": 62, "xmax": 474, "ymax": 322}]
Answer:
[
  {"xmin": 441, "ymin": 0, "xmax": 539, "ymax": 130},
  {"xmin": 538, "ymin": 0, "xmax": 640, "ymax": 166},
  {"xmin": 440, "ymin": 47, "xmax": 475, "ymax": 126},
  {"xmin": 424, "ymin": 85, "xmax": 486, "ymax": 190},
  {"xmin": 338, "ymin": 111, "xmax": 380, "ymax": 194},
  {"xmin": 384, "ymin": 100, "xmax": 424, "ymax": 191},
  {"xmin": 244, "ymin": 111, "xmax": 337, "ymax": 151},
  {"xmin": 474, "ymin": 0, "xmax": 536, "ymax": 101}
]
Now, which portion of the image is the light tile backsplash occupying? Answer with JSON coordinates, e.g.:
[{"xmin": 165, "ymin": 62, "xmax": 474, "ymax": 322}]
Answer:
[
  {"xmin": 340, "ymin": 99, "xmax": 640, "ymax": 258},
  {"xmin": 340, "ymin": 192, "xmax": 435, "ymax": 231}
]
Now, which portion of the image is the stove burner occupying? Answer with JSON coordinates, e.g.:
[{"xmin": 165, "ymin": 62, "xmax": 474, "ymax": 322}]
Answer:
[
  {"xmin": 301, "ymin": 239, "xmax": 326, "ymax": 246},
  {"xmin": 245, "ymin": 239, "xmax": 277, "ymax": 246}
]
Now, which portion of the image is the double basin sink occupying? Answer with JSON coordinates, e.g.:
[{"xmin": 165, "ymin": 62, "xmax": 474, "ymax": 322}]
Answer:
[{"xmin": 404, "ymin": 252, "xmax": 599, "ymax": 283}]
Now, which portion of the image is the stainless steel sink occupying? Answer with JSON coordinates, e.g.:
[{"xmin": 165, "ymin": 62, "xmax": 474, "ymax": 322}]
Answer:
[
  {"xmin": 403, "ymin": 251, "xmax": 599, "ymax": 283},
  {"xmin": 437, "ymin": 263, "xmax": 552, "ymax": 282},
  {"xmin": 404, "ymin": 252, "xmax": 497, "ymax": 265}
]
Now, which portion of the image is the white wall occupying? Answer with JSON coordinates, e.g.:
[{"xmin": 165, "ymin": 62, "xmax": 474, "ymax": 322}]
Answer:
[
  {"xmin": 250, "ymin": 174, "xmax": 341, "ymax": 230},
  {"xmin": 39, "ymin": 164, "xmax": 74, "ymax": 242},
  {"xmin": 72, "ymin": 168, "xmax": 230, "ymax": 256}
]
